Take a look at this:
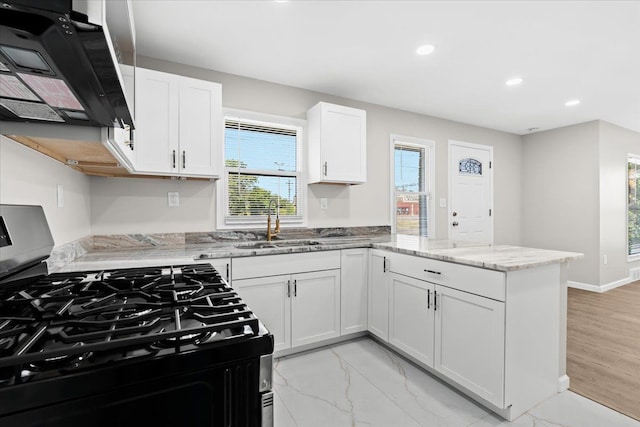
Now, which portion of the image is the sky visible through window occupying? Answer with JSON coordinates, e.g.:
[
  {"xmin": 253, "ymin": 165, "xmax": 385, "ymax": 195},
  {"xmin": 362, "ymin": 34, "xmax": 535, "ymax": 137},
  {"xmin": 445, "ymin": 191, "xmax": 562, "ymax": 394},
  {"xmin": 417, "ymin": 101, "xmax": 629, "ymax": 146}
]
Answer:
[{"xmin": 395, "ymin": 147, "xmax": 422, "ymax": 192}]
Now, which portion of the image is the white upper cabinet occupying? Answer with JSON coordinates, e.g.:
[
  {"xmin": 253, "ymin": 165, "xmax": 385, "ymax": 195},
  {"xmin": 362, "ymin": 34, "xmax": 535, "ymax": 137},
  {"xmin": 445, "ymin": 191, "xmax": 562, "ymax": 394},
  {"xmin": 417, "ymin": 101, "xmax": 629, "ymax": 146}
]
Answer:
[
  {"xmin": 307, "ymin": 102, "xmax": 366, "ymax": 184},
  {"xmin": 133, "ymin": 67, "xmax": 222, "ymax": 178},
  {"xmin": 178, "ymin": 76, "xmax": 222, "ymax": 176}
]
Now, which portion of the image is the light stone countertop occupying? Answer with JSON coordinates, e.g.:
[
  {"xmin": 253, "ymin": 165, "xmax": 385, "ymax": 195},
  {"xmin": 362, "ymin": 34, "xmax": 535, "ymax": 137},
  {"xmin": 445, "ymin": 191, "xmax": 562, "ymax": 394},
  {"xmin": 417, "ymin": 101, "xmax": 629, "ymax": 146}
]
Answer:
[
  {"xmin": 371, "ymin": 235, "xmax": 583, "ymax": 271},
  {"xmin": 51, "ymin": 235, "xmax": 582, "ymax": 273}
]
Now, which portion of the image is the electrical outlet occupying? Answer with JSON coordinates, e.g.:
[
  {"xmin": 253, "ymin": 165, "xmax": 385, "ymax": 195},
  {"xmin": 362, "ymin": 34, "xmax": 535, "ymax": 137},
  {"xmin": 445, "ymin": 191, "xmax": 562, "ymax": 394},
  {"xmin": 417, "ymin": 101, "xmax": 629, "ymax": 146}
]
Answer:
[
  {"xmin": 57, "ymin": 184, "xmax": 64, "ymax": 208},
  {"xmin": 320, "ymin": 198, "xmax": 328, "ymax": 210},
  {"xmin": 603, "ymin": 254, "xmax": 608, "ymax": 265},
  {"xmin": 168, "ymin": 192, "xmax": 180, "ymax": 207},
  {"xmin": 439, "ymin": 198, "xmax": 447, "ymax": 208}
]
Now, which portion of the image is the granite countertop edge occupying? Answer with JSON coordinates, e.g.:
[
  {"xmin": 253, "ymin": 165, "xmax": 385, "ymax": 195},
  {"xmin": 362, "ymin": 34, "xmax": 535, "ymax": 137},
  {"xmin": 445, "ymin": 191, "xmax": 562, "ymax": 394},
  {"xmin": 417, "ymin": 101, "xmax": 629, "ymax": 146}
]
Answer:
[
  {"xmin": 373, "ymin": 244, "xmax": 583, "ymax": 271},
  {"xmin": 52, "ymin": 235, "xmax": 584, "ymax": 273}
]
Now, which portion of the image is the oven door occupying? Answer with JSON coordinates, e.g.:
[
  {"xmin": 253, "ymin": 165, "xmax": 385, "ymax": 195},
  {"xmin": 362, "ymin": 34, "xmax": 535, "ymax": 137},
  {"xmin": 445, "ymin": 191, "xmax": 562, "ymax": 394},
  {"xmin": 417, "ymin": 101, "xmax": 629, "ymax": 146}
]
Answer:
[{"xmin": 1, "ymin": 359, "xmax": 266, "ymax": 427}]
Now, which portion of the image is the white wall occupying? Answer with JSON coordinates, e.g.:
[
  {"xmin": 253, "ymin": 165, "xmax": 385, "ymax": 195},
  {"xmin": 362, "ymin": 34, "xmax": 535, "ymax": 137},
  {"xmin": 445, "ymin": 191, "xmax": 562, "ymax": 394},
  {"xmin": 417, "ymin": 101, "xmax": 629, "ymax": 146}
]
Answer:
[
  {"xmin": 522, "ymin": 122, "xmax": 601, "ymax": 285},
  {"xmin": 523, "ymin": 120, "xmax": 640, "ymax": 288},
  {"xmin": 85, "ymin": 56, "xmax": 524, "ymax": 243},
  {"xmin": 599, "ymin": 122, "xmax": 640, "ymax": 285},
  {"xmin": 0, "ymin": 135, "xmax": 91, "ymax": 246},
  {"xmin": 89, "ymin": 177, "xmax": 215, "ymax": 235}
]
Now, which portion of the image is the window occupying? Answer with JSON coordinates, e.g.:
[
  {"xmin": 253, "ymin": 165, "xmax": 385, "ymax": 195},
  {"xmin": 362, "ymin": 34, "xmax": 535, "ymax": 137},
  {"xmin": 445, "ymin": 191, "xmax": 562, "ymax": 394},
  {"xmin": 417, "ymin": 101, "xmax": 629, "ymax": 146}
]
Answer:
[
  {"xmin": 629, "ymin": 154, "xmax": 640, "ymax": 257},
  {"xmin": 219, "ymin": 110, "xmax": 305, "ymax": 228},
  {"xmin": 391, "ymin": 136, "xmax": 435, "ymax": 237}
]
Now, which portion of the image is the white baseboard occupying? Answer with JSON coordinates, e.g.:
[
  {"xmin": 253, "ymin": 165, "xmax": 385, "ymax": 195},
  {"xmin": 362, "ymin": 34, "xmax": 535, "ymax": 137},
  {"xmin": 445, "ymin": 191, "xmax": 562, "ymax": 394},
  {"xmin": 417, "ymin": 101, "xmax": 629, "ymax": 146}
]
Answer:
[
  {"xmin": 568, "ymin": 276, "xmax": 632, "ymax": 293},
  {"xmin": 558, "ymin": 375, "xmax": 570, "ymax": 392}
]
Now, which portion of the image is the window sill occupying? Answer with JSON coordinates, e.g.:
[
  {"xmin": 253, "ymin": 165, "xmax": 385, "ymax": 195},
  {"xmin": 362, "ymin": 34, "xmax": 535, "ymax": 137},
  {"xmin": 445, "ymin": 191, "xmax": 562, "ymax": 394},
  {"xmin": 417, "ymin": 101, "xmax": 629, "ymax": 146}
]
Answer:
[{"xmin": 628, "ymin": 254, "xmax": 640, "ymax": 263}]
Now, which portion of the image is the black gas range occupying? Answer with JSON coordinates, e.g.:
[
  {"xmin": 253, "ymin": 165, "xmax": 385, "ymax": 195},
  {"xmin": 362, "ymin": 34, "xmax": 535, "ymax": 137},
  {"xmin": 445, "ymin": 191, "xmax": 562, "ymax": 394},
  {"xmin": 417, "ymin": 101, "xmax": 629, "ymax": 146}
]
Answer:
[{"xmin": 0, "ymin": 205, "xmax": 274, "ymax": 427}]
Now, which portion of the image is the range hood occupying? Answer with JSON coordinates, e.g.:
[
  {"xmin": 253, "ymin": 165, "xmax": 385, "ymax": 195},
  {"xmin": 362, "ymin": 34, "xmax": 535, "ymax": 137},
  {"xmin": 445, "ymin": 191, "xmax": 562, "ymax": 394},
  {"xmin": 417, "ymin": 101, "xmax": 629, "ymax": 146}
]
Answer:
[{"xmin": 0, "ymin": 0, "xmax": 135, "ymax": 138}]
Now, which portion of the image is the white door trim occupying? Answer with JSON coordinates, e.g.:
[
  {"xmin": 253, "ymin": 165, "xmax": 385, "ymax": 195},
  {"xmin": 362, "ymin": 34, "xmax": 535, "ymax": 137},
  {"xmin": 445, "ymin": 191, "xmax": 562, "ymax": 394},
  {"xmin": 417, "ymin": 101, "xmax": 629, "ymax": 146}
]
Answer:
[{"xmin": 448, "ymin": 139, "xmax": 494, "ymax": 244}]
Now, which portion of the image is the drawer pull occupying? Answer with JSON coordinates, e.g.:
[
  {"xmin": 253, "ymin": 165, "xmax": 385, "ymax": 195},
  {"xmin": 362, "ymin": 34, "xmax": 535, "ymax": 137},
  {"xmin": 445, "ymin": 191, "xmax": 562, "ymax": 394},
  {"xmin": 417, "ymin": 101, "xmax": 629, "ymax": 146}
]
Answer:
[{"xmin": 424, "ymin": 269, "xmax": 442, "ymax": 275}]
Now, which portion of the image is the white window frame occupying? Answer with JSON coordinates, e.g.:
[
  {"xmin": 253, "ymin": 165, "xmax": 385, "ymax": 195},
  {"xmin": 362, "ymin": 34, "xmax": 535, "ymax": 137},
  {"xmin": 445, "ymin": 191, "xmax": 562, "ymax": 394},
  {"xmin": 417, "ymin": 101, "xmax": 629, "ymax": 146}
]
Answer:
[
  {"xmin": 628, "ymin": 153, "xmax": 640, "ymax": 261},
  {"xmin": 216, "ymin": 108, "xmax": 307, "ymax": 230},
  {"xmin": 389, "ymin": 134, "xmax": 436, "ymax": 237}
]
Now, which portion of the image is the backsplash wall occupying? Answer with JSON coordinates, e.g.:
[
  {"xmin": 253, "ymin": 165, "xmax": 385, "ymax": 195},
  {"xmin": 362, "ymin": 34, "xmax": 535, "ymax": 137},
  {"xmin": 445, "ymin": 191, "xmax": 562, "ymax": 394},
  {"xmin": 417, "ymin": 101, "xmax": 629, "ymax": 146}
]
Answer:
[{"xmin": 0, "ymin": 135, "xmax": 92, "ymax": 246}]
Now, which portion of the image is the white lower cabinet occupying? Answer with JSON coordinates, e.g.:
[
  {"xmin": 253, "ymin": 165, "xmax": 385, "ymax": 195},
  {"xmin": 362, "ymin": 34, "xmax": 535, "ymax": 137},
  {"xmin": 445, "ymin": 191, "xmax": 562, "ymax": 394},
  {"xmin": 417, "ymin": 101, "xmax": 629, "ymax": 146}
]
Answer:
[
  {"xmin": 434, "ymin": 285, "xmax": 505, "ymax": 407},
  {"xmin": 290, "ymin": 270, "xmax": 341, "ymax": 347},
  {"xmin": 386, "ymin": 251, "xmax": 506, "ymax": 409},
  {"xmin": 232, "ymin": 251, "xmax": 341, "ymax": 353},
  {"xmin": 233, "ymin": 274, "xmax": 292, "ymax": 351},
  {"xmin": 234, "ymin": 270, "xmax": 340, "ymax": 352},
  {"xmin": 340, "ymin": 248, "xmax": 368, "ymax": 334},
  {"xmin": 389, "ymin": 273, "xmax": 435, "ymax": 367},
  {"xmin": 367, "ymin": 249, "xmax": 390, "ymax": 341}
]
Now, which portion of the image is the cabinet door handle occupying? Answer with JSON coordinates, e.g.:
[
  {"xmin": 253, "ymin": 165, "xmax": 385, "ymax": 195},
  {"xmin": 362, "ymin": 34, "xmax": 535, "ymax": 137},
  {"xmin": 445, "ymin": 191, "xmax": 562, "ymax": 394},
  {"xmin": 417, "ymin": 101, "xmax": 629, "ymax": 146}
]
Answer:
[
  {"xmin": 182, "ymin": 150, "xmax": 186, "ymax": 169},
  {"xmin": 172, "ymin": 150, "xmax": 176, "ymax": 169},
  {"xmin": 225, "ymin": 263, "xmax": 230, "ymax": 283},
  {"xmin": 383, "ymin": 257, "xmax": 387, "ymax": 273},
  {"xmin": 294, "ymin": 280, "xmax": 297, "ymax": 297},
  {"xmin": 287, "ymin": 280, "xmax": 291, "ymax": 298},
  {"xmin": 323, "ymin": 161, "xmax": 328, "ymax": 176},
  {"xmin": 424, "ymin": 269, "xmax": 441, "ymax": 275},
  {"xmin": 427, "ymin": 289, "xmax": 431, "ymax": 309},
  {"xmin": 434, "ymin": 290, "xmax": 438, "ymax": 311}
]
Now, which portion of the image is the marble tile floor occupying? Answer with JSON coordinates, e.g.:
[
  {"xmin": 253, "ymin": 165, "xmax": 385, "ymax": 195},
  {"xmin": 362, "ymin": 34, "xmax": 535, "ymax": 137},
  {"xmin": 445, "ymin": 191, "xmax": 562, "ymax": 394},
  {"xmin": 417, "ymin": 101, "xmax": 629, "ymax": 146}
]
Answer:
[{"xmin": 273, "ymin": 337, "xmax": 640, "ymax": 427}]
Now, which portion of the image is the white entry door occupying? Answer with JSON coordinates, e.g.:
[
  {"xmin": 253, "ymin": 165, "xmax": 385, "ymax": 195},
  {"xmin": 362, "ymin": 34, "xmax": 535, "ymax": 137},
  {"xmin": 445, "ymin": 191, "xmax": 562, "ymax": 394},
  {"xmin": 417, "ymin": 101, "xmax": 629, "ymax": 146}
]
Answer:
[{"xmin": 448, "ymin": 141, "xmax": 493, "ymax": 244}]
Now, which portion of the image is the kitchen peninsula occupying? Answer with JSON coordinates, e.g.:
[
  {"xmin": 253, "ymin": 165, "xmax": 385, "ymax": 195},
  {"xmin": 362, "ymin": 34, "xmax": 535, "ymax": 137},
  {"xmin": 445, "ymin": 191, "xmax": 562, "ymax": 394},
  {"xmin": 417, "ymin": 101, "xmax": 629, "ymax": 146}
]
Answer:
[{"xmin": 51, "ymin": 232, "xmax": 581, "ymax": 421}]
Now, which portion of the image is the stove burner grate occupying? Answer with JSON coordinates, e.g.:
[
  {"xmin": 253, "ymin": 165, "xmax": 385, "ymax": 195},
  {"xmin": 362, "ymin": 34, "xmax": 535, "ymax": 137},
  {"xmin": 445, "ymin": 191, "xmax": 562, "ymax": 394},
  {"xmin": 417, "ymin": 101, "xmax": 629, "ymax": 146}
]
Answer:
[{"xmin": 0, "ymin": 264, "xmax": 260, "ymax": 374}]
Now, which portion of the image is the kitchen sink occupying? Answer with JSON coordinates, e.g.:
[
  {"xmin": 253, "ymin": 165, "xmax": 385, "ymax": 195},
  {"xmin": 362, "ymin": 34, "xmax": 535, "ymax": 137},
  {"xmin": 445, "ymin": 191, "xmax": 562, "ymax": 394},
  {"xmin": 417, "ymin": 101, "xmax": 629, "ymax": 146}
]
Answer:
[
  {"xmin": 235, "ymin": 240, "xmax": 321, "ymax": 249},
  {"xmin": 234, "ymin": 242, "xmax": 278, "ymax": 249}
]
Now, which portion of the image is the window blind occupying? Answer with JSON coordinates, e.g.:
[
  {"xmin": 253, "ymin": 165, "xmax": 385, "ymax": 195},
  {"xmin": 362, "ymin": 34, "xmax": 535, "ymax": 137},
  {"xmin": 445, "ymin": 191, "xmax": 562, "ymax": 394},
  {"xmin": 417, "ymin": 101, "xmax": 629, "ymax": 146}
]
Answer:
[{"xmin": 224, "ymin": 118, "xmax": 300, "ymax": 219}]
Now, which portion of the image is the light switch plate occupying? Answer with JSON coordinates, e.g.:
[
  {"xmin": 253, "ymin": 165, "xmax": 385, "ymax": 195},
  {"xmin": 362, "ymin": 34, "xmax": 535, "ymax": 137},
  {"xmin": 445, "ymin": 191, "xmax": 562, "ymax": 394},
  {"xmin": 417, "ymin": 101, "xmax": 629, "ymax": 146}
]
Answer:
[
  {"xmin": 439, "ymin": 198, "xmax": 447, "ymax": 208},
  {"xmin": 320, "ymin": 198, "xmax": 328, "ymax": 210},
  {"xmin": 168, "ymin": 192, "xmax": 180, "ymax": 207}
]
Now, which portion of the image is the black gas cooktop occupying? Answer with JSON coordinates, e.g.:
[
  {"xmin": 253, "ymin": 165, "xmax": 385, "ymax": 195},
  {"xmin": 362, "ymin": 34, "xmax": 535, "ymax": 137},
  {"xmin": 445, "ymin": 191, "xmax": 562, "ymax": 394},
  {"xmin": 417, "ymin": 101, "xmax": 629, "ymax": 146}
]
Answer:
[{"xmin": 0, "ymin": 263, "xmax": 264, "ymax": 387}]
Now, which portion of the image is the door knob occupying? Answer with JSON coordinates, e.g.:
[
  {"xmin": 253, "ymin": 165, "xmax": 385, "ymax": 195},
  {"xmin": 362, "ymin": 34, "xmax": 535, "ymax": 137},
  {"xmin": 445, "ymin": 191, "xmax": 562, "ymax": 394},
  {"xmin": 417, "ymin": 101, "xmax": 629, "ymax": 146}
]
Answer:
[
  {"xmin": 452, "ymin": 221, "xmax": 459, "ymax": 227},
  {"xmin": 452, "ymin": 211, "xmax": 458, "ymax": 217}
]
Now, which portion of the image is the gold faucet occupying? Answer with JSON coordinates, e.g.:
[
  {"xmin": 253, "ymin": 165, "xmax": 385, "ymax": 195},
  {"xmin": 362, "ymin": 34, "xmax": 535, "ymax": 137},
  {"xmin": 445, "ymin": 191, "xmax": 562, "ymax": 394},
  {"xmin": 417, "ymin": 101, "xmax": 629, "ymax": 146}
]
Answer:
[{"xmin": 267, "ymin": 198, "xmax": 280, "ymax": 241}]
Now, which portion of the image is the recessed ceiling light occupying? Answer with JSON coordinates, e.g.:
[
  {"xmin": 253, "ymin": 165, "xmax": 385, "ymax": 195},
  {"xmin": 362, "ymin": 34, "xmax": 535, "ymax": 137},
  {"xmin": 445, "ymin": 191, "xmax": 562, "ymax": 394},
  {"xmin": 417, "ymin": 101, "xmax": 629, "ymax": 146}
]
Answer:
[
  {"xmin": 505, "ymin": 77, "xmax": 523, "ymax": 86},
  {"xmin": 416, "ymin": 44, "xmax": 435, "ymax": 56},
  {"xmin": 565, "ymin": 99, "xmax": 581, "ymax": 107}
]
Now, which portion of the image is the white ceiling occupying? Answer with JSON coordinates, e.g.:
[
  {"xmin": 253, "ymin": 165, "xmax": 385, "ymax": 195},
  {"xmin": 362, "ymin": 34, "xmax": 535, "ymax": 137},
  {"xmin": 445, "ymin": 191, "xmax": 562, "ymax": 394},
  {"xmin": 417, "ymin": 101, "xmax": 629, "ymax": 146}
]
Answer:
[{"xmin": 131, "ymin": 1, "xmax": 640, "ymax": 135}]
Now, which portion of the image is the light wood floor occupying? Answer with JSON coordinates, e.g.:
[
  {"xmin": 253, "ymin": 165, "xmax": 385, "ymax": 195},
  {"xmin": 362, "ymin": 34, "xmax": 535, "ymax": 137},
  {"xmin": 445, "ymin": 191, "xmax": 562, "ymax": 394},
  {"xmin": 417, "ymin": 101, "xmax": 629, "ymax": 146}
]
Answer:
[{"xmin": 567, "ymin": 280, "xmax": 640, "ymax": 421}]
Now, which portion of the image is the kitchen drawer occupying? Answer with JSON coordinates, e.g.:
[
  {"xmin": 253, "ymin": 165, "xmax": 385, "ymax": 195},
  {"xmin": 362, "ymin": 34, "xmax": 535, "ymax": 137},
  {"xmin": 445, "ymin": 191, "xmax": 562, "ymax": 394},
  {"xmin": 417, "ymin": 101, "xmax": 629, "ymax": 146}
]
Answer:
[
  {"xmin": 387, "ymin": 252, "xmax": 505, "ymax": 301},
  {"xmin": 232, "ymin": 251, "xmax": 341, "ymax": 280}
]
